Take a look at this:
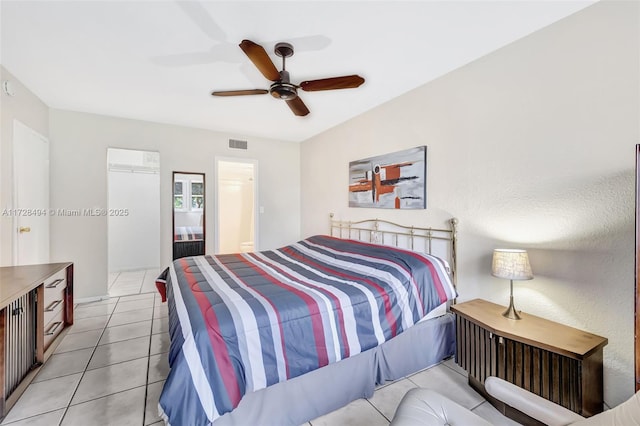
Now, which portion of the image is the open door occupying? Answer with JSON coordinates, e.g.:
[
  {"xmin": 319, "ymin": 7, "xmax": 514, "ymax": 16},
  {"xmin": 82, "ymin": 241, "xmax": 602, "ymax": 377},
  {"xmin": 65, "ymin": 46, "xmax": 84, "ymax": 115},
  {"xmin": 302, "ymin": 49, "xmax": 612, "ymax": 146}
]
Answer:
[{"xmin": 215, "ymin": 159, "xmax": 258, "ymax": 255}]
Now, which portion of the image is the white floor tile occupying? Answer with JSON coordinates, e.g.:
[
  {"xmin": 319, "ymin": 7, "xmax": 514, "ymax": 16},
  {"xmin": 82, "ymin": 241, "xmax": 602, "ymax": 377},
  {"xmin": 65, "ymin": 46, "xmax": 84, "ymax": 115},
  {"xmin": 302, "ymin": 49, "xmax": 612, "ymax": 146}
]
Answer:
[
  {"xmin": 442, "ymin": 356, "xmax": 468, "ymax": 377},
  {"xmin": 67, "ymin": 315, "xmax": 110, "ymax": 334},
  {"xmin": 109, "ymin": 284, "xmax": 142, "ymax": 297},
  {"xmin": 472, "ymin": 401, "xmax": 523, "ymax": 425},
  {"xmin": 143, "ymin": 271, "xmax": 160, "ymax": 282},
  {"xmin": 99, "ymin": 320, "xmax": 152, "ymax": 345},
  {"xmin": 108, "ymin": 308, "xmax": 154, "ymax": 327},
  {"xmin": 0, "ymin": 409, "xmax": 65, "ymax": 426},
  {"xmin": 149, "ymin": 332, "xmax": 169, "ymax": 355},
  {"xmin": 153, "ymin": 305, "xmax": 168, "ymax": 319},
  {"xmin": 144, "ymin": 381, "xmax": 165, "ymax": 425},
  {"xmin": 88, "ymin": 336, "xmax": 151, "ymax": 370},
  {"xmin": 114, "ymin": 298, "xmax": 155, "ymax": 314},
  {"xmin": 71, "ymin": 358, "xmax": 148, "ymax": 405},
  {"xmin": 1, "ymin": 374, "xmax": 82, "ymax": 424},
  {"xmin": 34, "ymin": 348, "xmax": 93, "ymax": 382},
  {"xmin": 108, "ymin": 272, "xmax": 120, "ymax": 281},
  {"xmin": 140, "ymin": 280, "xmax": 159, "ymax": 294},
  {"xmin": 367, "ymin": 378, "xmax": 417, "ymax": 421},
  {"xmin": 118, "ymin": 293, "xmax": 155, "ymax": 302},
  {"xmin": 118, "ymin": 270, "xmax": 147, "ymax": 279},
  {"xmin": 54, "ymin": 329, "xmax": 102, "ymax": 354},
  {"xmin": 74, "ymin": 304, "xmax": 116, "ymax": 319},
  {"xmin": 408, "ymin": 364, "xmax": 484, "ymax": 410},
  {"xmin": 310, "ymin": 398, "xmax": 389, "ymax": 426},
  {"xmin": 107, "ymin": 268, "xmax": 171, "ymax": 300},
  {"xmin": 77, "ymin": 298, "xmax": 116, "ymax": 308},
  {"xmin": 152, "ymin": 318, "xmax": 168, "ymax": 335},
  {"xmin": 62, "ymin": 386, "xmax": 146, "ymax": 426},
  {"xmin": 148, "ymin": 353, "xmax": 169, "ymax": 383}
]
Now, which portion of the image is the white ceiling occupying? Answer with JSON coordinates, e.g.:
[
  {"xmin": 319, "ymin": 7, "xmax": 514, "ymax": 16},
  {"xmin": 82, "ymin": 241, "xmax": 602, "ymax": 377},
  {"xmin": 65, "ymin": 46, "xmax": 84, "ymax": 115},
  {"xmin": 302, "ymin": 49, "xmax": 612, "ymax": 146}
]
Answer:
[{"xmin": 1, "ymin": 1, "xmax": 596, "ymax": 142}]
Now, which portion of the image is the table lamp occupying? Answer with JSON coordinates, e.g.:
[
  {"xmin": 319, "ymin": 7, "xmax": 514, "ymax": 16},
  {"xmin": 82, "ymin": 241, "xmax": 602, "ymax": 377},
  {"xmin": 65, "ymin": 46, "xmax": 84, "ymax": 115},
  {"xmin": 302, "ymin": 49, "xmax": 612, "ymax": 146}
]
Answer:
[{"xmin": 491, "ymin": 249, "xmax": 533, "ymax": 320}]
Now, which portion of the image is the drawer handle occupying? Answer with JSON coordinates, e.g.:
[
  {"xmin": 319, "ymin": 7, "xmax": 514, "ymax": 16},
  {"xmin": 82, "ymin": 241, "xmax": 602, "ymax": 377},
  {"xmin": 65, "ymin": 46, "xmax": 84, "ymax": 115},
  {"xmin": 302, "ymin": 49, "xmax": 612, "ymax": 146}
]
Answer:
[
  {"xmin": 45, "ymin": 300, "xmax": 62, "ymax": 312},
  {"xmin": 45, "ymin": 321, "xmax": 62, "ymax": 336},
  {"xmin": 46, "ymin": 278, "xmax": 64, "ymax": 288}
]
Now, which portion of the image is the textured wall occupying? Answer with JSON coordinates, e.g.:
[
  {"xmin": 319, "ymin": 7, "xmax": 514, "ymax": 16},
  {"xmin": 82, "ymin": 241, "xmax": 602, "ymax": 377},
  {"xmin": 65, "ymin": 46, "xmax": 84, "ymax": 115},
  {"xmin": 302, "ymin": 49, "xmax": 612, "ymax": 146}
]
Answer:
[{"xmin": 301, "ymin": 1, "xmax": 639, "ymax": 407}]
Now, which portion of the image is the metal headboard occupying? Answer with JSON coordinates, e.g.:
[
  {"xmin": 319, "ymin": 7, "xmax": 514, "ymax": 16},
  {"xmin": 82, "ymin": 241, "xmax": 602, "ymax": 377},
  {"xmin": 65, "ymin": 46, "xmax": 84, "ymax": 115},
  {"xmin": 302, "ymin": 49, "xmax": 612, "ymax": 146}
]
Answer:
[{"xmin": 328, "ymin": 213, "xmax": 459, "ymax": 293}]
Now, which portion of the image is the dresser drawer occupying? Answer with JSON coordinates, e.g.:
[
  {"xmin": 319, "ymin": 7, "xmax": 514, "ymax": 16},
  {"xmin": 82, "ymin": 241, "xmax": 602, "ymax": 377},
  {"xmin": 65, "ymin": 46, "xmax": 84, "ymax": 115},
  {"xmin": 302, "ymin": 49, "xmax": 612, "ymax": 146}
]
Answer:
[
  {"xmin": 43, "ymin": 287, "xmax": 65, "ymax": 326},
  {"xmin": 43, "ymin": 269, "xmax": 66, "ymax": 301},
  {"xmin": 43, "ymin": 308, "xmax": 65, "ymax": 349}
]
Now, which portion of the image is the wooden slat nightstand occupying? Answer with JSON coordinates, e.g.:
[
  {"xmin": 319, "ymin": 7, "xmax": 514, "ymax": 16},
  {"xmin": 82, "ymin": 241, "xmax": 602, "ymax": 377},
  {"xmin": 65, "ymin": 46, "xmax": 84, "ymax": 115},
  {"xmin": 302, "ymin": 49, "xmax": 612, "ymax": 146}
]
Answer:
[{"xmin": 451, "ymin": 299, "xmax": 607, "ymax": 424}]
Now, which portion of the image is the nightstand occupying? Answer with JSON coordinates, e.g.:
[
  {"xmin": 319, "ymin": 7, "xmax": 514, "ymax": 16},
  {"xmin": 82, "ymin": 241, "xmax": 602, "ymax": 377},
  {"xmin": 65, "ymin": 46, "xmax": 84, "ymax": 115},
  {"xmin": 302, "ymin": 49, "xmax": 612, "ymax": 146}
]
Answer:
[{"xmin": 451, "ymin": 299, "xmax": 607, "ymax": 424}]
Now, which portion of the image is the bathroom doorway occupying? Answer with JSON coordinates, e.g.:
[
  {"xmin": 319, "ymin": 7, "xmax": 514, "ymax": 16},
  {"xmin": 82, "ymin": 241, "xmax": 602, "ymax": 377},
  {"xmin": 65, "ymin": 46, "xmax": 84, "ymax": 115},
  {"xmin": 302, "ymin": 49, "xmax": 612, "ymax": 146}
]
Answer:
[
  {"xmin": 216, "ymin": 159, "xmax": 257, "ymax": 254},
  {"xmin": 107, "ymin": 148, "xmax": 160, "ymax": 296}
]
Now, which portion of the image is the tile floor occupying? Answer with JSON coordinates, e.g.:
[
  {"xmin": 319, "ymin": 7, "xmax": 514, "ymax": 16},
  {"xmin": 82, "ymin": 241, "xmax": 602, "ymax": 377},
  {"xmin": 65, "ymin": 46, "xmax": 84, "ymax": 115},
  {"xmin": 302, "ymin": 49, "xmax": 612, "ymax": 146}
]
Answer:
[
  {"xmin": 1, "ymin": 291, "xmax": 520, "ymax": 426},
  {"xmin": 108, "ymin": 269, "xmax": 160, "ymax": 297}
]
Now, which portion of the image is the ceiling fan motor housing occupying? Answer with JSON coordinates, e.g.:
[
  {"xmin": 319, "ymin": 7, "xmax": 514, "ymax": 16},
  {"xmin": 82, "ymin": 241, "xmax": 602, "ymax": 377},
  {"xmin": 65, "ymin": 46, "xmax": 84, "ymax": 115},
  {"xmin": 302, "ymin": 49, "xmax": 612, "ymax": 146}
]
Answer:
[{"xmin": 270, "ymin": 69, "xmax": 298, "ymax": 100}]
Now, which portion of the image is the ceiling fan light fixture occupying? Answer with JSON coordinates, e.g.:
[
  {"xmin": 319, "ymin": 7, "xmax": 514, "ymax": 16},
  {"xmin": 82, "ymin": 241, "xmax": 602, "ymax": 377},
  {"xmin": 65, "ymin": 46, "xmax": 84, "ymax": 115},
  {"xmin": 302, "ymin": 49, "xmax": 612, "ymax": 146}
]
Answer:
[{"xmin": 269, "ymin": 82, "xmax": 298, "ymax": 100}]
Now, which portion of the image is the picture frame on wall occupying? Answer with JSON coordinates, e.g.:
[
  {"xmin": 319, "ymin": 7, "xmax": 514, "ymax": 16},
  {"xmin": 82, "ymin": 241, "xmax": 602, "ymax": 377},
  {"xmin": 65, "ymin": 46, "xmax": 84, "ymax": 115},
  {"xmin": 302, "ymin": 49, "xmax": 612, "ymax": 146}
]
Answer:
[{"xmin": 348, "ymin": 146, "xmax": 427, "ymax": 209}]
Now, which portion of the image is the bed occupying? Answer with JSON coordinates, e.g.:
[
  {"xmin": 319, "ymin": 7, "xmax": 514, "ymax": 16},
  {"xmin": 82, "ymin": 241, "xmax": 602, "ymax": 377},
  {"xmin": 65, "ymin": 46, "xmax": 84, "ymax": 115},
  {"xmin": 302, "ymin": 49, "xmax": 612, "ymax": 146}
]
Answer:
[
  {"xmin": 174, "ymin": 225, "xmax": 204, "ymax": 241},
  {"xmin": 173, "ymin": 226, "xmax": 205, "ymax": 259},
  {"xmin": 156, "ymin": 215, "xmax": 459, "ymax": 425}
]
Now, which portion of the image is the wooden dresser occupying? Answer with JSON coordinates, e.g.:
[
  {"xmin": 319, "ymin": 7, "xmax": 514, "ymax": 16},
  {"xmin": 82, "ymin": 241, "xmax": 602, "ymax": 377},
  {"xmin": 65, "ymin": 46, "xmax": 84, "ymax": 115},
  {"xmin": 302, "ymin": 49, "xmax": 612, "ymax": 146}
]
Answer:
[
  {"xmin": 0, "ymin": 262, "xmax": 73, "ymax": 420},
  {"xmin": 451, "ymin": 299, "xmax": 607, "ymax": 424}
]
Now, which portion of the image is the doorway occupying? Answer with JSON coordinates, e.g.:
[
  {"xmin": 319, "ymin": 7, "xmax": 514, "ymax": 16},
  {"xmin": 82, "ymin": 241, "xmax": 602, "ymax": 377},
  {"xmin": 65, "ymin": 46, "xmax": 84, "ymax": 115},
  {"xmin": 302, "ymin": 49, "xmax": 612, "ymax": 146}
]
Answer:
[
  {"xmin": 107, "ymin": 148, "xmax": 160, "ymax": 296},
  {"xmin": 216, "ymin": 159, "xmax": 257, "ymax": 254}
]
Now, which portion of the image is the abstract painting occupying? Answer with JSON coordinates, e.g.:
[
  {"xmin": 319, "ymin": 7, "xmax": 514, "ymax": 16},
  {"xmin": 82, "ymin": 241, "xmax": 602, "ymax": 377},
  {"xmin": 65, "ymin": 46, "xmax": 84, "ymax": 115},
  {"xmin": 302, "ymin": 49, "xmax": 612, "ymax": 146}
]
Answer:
[{"xmin": 348, "ymin": 146, "xmax": 426, "ymax": 209}]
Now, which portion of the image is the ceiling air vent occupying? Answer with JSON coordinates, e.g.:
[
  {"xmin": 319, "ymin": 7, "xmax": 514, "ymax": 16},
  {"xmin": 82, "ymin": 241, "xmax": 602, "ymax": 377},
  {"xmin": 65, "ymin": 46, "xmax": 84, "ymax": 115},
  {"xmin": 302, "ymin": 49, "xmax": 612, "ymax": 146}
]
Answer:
[{"xmin": 229, "ymin": 139, "xmax": 248, "ymax": 150}]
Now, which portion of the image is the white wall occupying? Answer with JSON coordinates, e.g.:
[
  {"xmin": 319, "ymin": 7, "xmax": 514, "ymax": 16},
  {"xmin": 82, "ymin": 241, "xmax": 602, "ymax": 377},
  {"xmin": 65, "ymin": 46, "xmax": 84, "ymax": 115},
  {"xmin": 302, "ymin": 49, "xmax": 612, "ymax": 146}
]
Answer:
[
  {"xmin": 0, "ymin": 66, "xmax": 50, "ymax": 266},
  {"xmin": 49, "ymin": 110, "xmax": 300, "ymax": 300},
  {"xmin": 300, "ymin": 0, "xmax": 638, "ymax": 407}
]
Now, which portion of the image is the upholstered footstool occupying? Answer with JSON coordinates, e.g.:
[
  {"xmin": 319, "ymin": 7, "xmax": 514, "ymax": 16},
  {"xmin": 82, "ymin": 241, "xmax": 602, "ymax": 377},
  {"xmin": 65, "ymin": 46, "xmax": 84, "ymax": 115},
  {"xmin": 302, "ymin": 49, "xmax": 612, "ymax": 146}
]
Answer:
[{"xmin": 391, "ymin": 388, "xmax": 491, "ymax": 426}]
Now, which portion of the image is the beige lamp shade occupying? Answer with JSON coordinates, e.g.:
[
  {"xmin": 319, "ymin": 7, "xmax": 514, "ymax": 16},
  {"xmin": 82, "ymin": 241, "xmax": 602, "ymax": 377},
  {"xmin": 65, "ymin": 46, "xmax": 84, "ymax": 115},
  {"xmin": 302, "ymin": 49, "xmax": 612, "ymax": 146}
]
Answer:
[{"xmin": 491, "ymin": 249, "xmax": 533, "ymax": 281}]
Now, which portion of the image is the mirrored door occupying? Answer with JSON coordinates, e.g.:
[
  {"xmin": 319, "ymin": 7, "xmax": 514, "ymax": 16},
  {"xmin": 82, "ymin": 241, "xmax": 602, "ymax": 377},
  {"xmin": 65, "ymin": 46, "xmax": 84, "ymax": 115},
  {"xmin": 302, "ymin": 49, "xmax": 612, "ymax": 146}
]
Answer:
[{"xmin": 173, "ymin": 172, "xmax": 205, "ymax": 259}]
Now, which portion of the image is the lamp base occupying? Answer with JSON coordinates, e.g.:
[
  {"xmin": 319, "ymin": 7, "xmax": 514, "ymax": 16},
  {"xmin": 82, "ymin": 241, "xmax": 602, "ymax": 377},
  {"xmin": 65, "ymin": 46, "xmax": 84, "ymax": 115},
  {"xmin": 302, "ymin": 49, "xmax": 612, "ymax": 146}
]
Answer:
[
  {"xmin": 501, "ymin": 279, "xmax": 522, "ymax": 320},
  {"xmin": 502, "ymin": 298, "xmax": 522, "ymax": 320}
]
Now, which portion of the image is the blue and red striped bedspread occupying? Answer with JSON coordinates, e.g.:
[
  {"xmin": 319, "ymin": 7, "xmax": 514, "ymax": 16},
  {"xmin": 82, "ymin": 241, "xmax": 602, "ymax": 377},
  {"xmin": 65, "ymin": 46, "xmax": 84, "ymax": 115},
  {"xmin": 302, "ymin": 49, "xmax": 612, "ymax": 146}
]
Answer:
[
  {"xmin": 158, "ymin": 235, "xmax": 456, "ymax": 425},
  {"xmin": 174, "ymin": 226, "xmax": 203, "ymax": 241}
]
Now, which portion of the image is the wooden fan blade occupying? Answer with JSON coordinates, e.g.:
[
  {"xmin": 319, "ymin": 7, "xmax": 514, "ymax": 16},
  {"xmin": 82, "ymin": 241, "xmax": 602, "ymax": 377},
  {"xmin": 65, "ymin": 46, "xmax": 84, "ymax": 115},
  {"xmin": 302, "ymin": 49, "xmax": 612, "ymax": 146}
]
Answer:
[
  {"xmin": 286, "ymin": 97, "xmax": 310, "ymax": 116},
  {"xmin": 211, "ymin": 89, "xmax": 268, "ymax": 97},
  {"xmin": 239, "ymin": 40, "xmax": 280, "ymax": 82},
  {"xmin": 300, "ymin": 75, "xmax": 365, "ymax": 92}
]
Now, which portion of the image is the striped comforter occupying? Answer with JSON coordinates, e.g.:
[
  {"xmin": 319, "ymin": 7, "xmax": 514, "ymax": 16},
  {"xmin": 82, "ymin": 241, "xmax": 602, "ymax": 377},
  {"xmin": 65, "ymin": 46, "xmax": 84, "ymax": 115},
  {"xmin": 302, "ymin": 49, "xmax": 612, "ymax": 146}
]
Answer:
[
  {"xmin": 158, "ymin": 235, "xmax": 456, "ymax": 425},
  {"xmin": 174, "ymin": 226, "xmax": 203, "ymax": 241}
]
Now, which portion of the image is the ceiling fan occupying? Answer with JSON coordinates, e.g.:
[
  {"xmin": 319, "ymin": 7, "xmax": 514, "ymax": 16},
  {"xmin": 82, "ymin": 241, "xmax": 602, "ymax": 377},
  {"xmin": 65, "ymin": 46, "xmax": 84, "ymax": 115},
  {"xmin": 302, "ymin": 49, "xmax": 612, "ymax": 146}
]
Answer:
[{"xmin": 211, "ymin": 40, "xmax": 365, "ymax": 117}]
